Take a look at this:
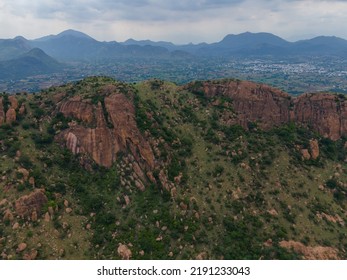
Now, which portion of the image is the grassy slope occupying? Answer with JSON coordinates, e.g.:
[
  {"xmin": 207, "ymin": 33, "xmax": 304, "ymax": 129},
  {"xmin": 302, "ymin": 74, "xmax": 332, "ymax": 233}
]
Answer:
[{"xmin": 0, "ymin": 77, "xmax": 346, "ymax": 260}]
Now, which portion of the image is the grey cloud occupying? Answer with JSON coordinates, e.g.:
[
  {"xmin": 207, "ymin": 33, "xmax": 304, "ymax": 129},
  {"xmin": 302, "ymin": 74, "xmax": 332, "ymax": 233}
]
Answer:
[
  {"xmin": 2, "ymin": 0, "xmax": 347, "ymax": 43},
  {"xmin": 3, "ymin": 0, "xmax": 246, "ymax": 22}
]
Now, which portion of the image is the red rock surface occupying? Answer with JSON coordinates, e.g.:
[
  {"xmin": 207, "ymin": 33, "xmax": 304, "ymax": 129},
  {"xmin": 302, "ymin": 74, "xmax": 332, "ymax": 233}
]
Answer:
[
  {"xmin": 192, "ymin": 80, "xmax": 347, "ymax": 140},
  {"xmin": 279, "ymin": 240, "xmax": 339, "ymax": 260},
  {"xmin": 309, "ymin": 139, "xmax": 320, "ymax": 160},
  {"xmin": 293, "ymin": 93, "xmax": 347, "ymax": 141},
  {"xmin": 8, "ymin": 96, "xmax": 18, "ymax": 110},
  {"xmin": 0, "ymin": 98, "xmax": 4, "ymax": 125},
  {"xmin": 5, "ymin": 108, "xmax": 16, "ymax": 124},
  {"xmin": 56, "ymin": 92, "xmax": 155, "ymax": 183},
  {"xmin": 15, "ymin": 189, "xmax": 48, "ymax": 218},
  {"xmin": 58, "ymin": 96, "xmax": 94, "ymax": 124},
  {"xmin": 201, "ymin": 80, "xmax": 291, "ymax": 129},
  {"xmin": 54, "ymin": 81, "xmax": 347, "ymax": 189},
  {"xmin": 0, "ymin": 96, "xmax": 18, "ymax": 124}
]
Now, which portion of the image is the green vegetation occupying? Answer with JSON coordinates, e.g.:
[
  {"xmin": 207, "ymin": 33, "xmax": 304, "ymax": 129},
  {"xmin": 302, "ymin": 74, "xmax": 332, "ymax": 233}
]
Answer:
[{"xmin": 0, "ymin": 77, "xmax": 346, "ymax": 260}]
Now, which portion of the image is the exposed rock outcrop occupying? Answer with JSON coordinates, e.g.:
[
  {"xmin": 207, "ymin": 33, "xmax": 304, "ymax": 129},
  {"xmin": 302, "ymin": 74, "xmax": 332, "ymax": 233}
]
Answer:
[
  {"xmin": 199, "ymin": 80, "xmax": 292, "ymax": 129},
  {"xmin": 56, "ymin": 90, "xmax": 155, "ymax": 185},
  {"xmin": 293, "ymin": 93, "xmax": 347, "ymax": 141},
  {"xmin": 309, "ymin": 139, "xmax": 320, "ymax": 160},
  {"xmin": 279, "ymin": 240, "xmax": 340, "ymax": 260},
  {"xmin": 15, "ymin": 189, "xmax": 48, "ymax": 218},
  {"xmin": 58, "ymin": 96, "xmax": 94, "ymax": 124},
  {"xmin": 5, "ymin": 108, "xmax": 16, "ymax": 124},
  {"xmin": 0, "ymin": 96, "xmax": 18, "ymax": 124},
  {"xmin": 0, "ymin": 98, "xmax": 4, "ymax": 125},
  {"xmin": 8, "ymin": 96, "xmax": 18, "ymax": 110},
  {"xmin": 301, "ymin": 149, "xmax": 311, "ymax": 160},
  {"xmin": 117, "ymin": 244, "xmax": 132, "ymax": 260},
  {"xmin": 190, "ymin": 80, "xmax": 347, "ymax": 140}
]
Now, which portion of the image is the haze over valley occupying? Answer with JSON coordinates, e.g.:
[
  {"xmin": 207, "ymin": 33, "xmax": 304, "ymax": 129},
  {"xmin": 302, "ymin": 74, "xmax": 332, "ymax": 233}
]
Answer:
[{"xmin": 1, "ymin": 29, "xmax": 347, "ymax": 94}]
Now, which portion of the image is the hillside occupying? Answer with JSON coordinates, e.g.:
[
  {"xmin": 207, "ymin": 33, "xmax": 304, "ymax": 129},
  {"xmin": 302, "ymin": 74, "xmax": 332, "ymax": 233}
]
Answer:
[
  {"xmin": 0, "ymin": 48, "xmax": 62, "ymax": 80},
  {"xmin": 0, "ymin": 77, "xmax": 346, "ymax": 260},
  {"xmin": 0, "ymin": 37, "xmax": 32, "ymax": 61}
]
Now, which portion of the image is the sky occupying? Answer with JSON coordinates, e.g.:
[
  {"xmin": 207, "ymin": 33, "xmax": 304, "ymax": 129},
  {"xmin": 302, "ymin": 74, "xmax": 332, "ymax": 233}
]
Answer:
[{"xmin": 0, "ymin": 0, "xmax": 347, "ymax": 44}]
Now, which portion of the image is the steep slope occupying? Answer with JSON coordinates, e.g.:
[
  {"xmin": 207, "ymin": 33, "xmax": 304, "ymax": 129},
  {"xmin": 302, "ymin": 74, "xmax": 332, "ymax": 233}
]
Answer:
[
  {"xmin": 0, "ymin": 77, "xmax": 346, "ymax": 260},
  {"xmin": 54, "ymin": 81, "xmax": 155, "ymax": 186},
  {"xmin": 188, "ymin": 79, "xmax": 347, "ymax": 140}
]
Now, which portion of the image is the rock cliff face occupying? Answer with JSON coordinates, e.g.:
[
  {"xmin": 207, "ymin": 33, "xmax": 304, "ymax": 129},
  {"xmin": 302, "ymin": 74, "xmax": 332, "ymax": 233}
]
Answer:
[
  {"xmin": 191, "ymin": 80, "xmax": 347, "ymax": 140},
  {"xmin": 56, "ymin": 91, "xmax": 155, "ymax": 184},
  {"xmin": 293, "ymin": 93, "xmax": 347, "ymax": 141},
  {"xmin": 201, "ymin": 80, "xmax": 292, "ymax": 129}
]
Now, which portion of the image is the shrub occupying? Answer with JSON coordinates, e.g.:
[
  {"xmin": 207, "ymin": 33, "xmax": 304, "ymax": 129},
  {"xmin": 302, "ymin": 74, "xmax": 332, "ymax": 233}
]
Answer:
[{"xmin": 18, "ymin": 154, "xmax": 33, "ymax": 169}]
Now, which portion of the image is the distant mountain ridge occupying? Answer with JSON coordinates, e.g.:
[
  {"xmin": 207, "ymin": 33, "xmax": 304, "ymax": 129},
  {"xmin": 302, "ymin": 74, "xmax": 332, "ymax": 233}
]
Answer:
[
  {"xmin": 0, "ymin": 36, "xmax": 32, "ymax": 60},
  {"xmin": 1, "ymin": 29, "xmax": 347, "ymax": 62},
  {"xmin": 119, "ymin": 31, "xmax": 347, "ymax": 57},
  {"xmin": 1, "ymin": 29, "xmax": 347, "ymax": 85}
]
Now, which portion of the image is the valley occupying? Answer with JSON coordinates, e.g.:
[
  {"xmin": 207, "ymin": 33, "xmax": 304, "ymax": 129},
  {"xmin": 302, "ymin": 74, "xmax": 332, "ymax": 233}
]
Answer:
[{"xmin": 1, "ymin": 30, "xmax": 347, "ymax": 94}]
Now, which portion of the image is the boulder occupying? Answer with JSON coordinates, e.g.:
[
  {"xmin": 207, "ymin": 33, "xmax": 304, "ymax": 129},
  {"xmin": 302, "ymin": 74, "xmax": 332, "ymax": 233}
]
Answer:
[
  {"xmin": 301, "ymin": 149, "xmax": 311, "ymax": 160},
  {"xmin": 12, "ymin": 222, "xmax": 20, "ymax": 230},
  {"xmin": 15, "ymin": 189, "xmax": 48, "ymax": 218},
  {"xmin": 5, "ymin": 108, "xmax": 16, "ymax": 124},
  {"xmin": 117, "ymin": 244, "xmax": 132, "ymax": 260},
  {"xmin": 309, "ymin": 139, "xmax": 320, "ymax": 160},
  {"xmin": 23, "ymin": 249, "xmax": 38, "ymax": 260},
  {"xmin": 16, "ymin": 243, "xmax": 27, "ymax": 252},
  {"xmin": 196, "ymin": 252, "xmax": 208, "ymax": 260},
  {"xmin": 3, "ymin": 209, "xmax": 14, "ymax": 221},
  {"xmin": 44, "ymin": 212, "xmax": 50, "ymax": 222},
  {"xmin": 8, "ymin": 96, "xmax": 18, "ymax": 110}
]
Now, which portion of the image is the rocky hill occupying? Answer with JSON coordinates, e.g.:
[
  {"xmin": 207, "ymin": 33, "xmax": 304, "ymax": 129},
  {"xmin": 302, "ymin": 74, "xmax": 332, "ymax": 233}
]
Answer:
[
  {"xmin": 189, "ymin": 80, "xmax": 347, "ymax": 140},
  {"xmin": 0, "ymin": 77, "xmax": 346, "ymax": 260}
]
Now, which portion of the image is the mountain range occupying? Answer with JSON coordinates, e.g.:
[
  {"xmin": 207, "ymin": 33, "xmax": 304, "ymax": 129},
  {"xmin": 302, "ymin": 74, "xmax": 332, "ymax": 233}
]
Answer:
[
  {"xmin": 1, "ymin": 29, "xmax": 347, "ymax": 94},
  {"xmin": 1, "ymin": 29, "xmax": 347, "ymax": 63}
]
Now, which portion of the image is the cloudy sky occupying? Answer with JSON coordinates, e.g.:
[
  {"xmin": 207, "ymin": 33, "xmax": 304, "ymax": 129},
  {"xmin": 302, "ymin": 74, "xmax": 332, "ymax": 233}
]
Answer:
[{"xmin": 0, "ymin": 0, "xmax": 346, "ymax": 43}]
